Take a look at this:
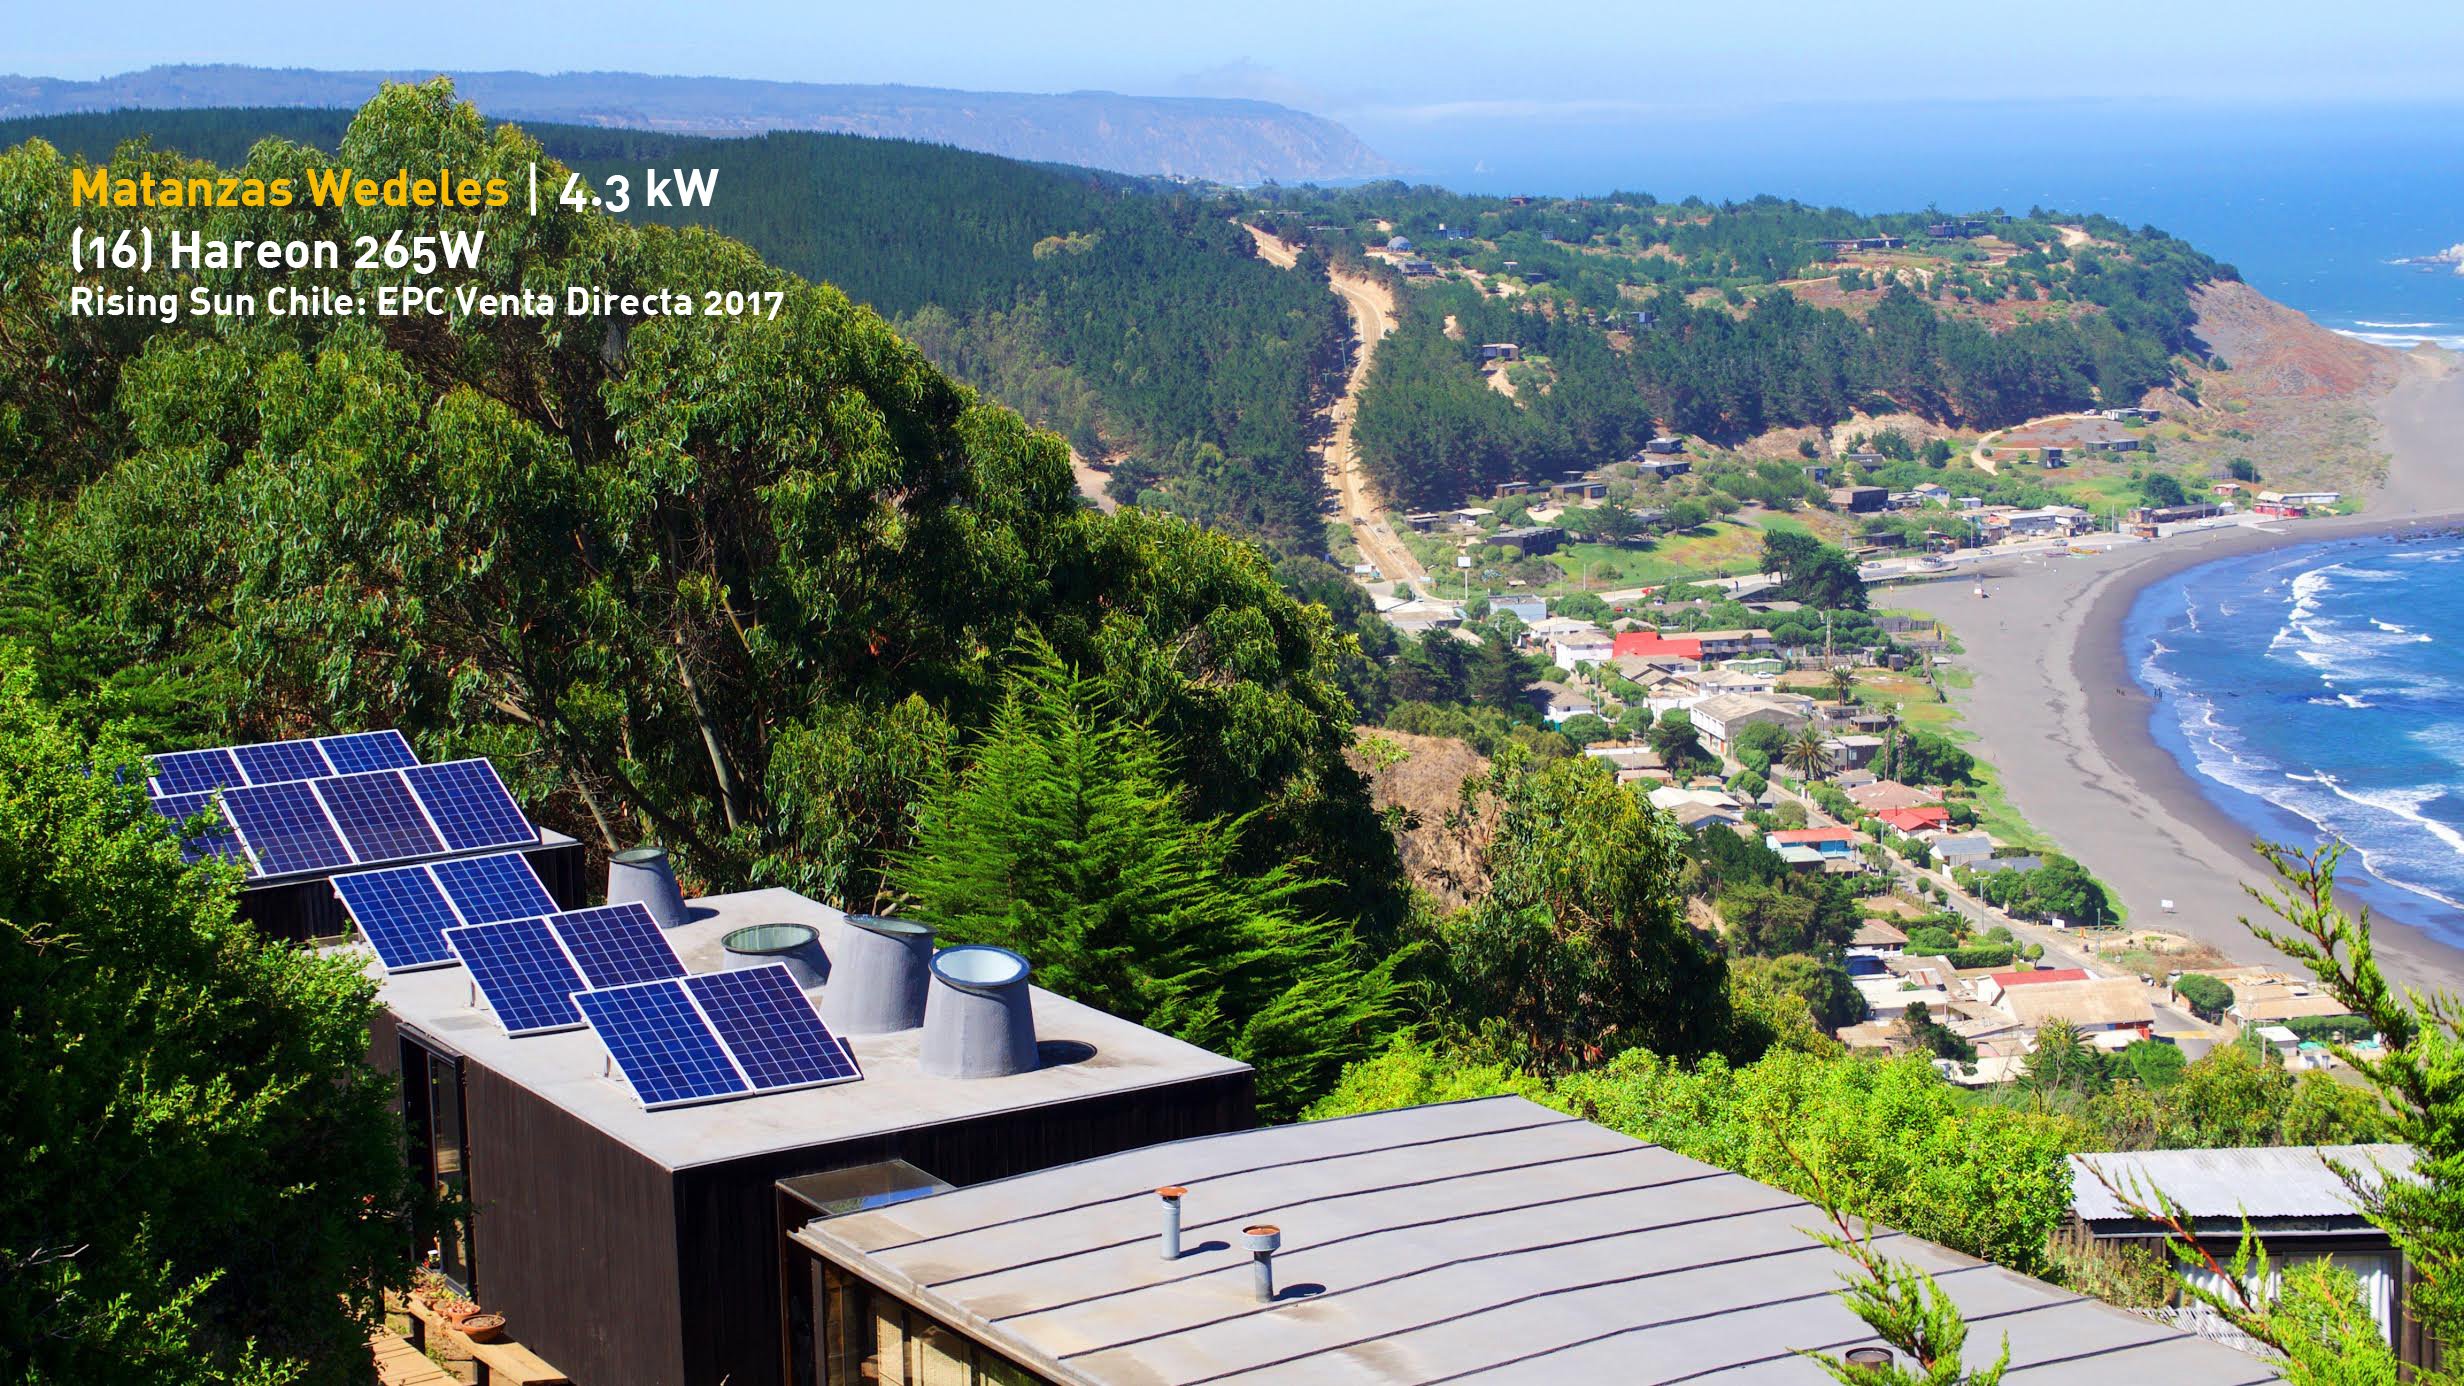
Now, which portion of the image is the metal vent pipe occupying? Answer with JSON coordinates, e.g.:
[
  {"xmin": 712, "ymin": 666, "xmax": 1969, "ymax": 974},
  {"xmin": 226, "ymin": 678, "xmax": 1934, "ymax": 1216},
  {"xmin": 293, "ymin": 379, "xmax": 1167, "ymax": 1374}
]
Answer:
[
  {"xmin": 1158, "ymin": 1187, "xmax": 1187, "ymax": 1260},
  {"xmin": 819, "ymin": 915, "xmax": 933, "ymax": 1033},
  {"xmin": 919, "ymin": 945, "xmax": 1038, "ymax": 1078},
  {"xmin": 607, "ymin": 845, "xmax": 688, "ymax": 929},
  {"xmin": 1244, "ymin": 1225, "xmax": 1282, "ymax": 1303}
]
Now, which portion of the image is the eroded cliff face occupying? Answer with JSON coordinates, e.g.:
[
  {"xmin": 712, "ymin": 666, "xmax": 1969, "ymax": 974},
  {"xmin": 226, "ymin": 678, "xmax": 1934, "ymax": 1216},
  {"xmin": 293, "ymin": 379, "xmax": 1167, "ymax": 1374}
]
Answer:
[{"xmin": 2135, "ymin": 279, "xmax": 2405, "ymax": 496}]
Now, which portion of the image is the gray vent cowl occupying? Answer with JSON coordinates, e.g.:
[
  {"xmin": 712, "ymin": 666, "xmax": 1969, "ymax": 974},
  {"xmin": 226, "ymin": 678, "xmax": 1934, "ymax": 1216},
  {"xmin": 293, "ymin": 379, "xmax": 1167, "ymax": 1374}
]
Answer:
[
  {"xmin": 607, "ymin": 845, "xmax": 688, "ymax": 929},
  {"xmin": 920, "ymin": 945, "xmax": 1038, "ymax": 1079},
  {"xmin": 818, "ymin": 915, "xmax": 933, "ymax": 1034}
]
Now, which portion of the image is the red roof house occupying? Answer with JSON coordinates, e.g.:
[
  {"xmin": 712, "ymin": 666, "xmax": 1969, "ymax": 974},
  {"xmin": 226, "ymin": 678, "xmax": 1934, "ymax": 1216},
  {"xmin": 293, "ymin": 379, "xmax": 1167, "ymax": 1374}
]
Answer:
[
  {"xmin": 1876, "ymin": 806, "xmax": 1951, "ymax": 834},
  {"xmin": 1612, "ymin": 630, "xmax": 1704, "ymax": 661},
  {"xmin": 1990, "ymin": 968, "xmax": 2089, "ymax": 990}
]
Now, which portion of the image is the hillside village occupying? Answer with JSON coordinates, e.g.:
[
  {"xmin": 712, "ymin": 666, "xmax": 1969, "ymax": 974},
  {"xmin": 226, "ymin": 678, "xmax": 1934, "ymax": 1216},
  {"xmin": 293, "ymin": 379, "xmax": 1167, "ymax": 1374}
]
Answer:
[{"xmin": 1362, "ymin": 581, "xmax": 2373, "ymax": 1083}]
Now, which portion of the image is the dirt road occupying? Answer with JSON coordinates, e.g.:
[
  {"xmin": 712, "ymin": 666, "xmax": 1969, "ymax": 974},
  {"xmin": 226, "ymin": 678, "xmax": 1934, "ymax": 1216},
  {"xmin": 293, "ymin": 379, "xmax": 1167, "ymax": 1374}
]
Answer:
[{"xmin": 1242, "ymin": 223, "xmax": 1428, "ymax": 588}]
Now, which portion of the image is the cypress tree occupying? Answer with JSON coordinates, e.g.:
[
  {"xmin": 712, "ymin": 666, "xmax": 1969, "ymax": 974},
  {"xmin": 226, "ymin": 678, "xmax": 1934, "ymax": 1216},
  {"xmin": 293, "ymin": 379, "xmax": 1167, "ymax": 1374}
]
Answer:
[{"xmin": 895, "ymin": 638, "xmax": 1406, "ymax": 1115}]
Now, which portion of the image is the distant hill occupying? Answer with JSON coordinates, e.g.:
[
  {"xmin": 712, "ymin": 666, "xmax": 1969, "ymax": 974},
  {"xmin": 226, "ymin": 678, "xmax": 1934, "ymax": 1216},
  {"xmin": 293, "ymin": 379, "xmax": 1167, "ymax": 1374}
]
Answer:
[{"xmin": 0, "ymin": 65, "xmax": 1391, "ymax": 184}]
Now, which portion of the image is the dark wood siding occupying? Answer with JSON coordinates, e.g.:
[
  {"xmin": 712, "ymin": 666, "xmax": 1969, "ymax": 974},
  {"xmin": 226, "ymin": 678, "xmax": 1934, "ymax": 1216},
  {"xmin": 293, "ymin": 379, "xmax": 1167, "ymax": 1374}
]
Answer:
[
  {"xmin": 674, "ymin": 1070, "xmax": 1255, "ymax": 1386},
  {"xmin": 465, "ymin": 1060, "xmax": 685, "ymax": 1386}
]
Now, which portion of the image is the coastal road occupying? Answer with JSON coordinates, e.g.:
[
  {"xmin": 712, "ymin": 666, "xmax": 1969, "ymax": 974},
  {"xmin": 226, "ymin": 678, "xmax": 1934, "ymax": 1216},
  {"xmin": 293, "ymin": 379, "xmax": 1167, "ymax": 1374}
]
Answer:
[{"xmin": 1241, "ymin": 223, "xmax": 1429, "ymax": 591}]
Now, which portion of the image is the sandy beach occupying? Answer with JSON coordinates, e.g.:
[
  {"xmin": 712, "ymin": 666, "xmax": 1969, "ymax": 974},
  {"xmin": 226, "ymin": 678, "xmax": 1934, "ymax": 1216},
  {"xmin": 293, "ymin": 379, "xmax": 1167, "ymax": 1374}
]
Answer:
[{"xmin": 1885, "ymin": 354, "xmax": 2464, "ymax": 993}]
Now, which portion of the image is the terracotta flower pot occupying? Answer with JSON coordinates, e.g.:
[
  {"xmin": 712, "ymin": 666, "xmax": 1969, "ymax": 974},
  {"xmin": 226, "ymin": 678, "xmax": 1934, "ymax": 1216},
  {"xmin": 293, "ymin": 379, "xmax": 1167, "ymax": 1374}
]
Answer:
[
  {"xmin": 460, "ymin": 1313, "xmax": 507, "ymax": 1343},
  {"xmin": 441, "ymin": 1303, "xmax": 481, "ymax": 1328}
]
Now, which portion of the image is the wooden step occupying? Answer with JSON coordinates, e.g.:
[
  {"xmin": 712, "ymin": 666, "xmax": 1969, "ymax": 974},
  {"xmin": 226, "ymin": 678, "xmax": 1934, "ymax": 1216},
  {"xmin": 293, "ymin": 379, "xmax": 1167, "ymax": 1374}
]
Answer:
[{"xmin": 371, "ymin": 1329, "xmax": 458, "ymax": 1386}]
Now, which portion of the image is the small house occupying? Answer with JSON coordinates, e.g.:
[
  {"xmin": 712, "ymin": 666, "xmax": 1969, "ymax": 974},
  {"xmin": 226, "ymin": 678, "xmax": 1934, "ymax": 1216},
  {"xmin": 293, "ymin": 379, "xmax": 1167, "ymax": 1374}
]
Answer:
[
  {"xmin": 1479, "ymin": 342, "xmax": 1521, "ymax": 362},
  {"xmin": 2068, "ymin": 1144, "xmax": 2431, "ymax": 1367},
  {"xmin": 1830, "ymin": 485, "xmax": 1888, "ymax": 514}
]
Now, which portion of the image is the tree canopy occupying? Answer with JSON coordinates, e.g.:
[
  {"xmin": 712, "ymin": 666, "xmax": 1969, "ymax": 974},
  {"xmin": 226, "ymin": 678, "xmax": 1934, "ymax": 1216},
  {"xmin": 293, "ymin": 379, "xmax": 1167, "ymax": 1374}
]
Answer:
[{"xmin": 0, "ymin": 652, "xmax": 419, "ymax": 1385}]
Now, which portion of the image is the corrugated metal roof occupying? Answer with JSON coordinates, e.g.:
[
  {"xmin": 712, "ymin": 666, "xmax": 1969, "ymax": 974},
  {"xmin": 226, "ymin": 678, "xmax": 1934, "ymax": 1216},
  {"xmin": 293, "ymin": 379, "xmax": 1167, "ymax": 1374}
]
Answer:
[
  {"xmin": 2072, "ymin": 1145, "xmax": 2414, "ymax": 1224},
  {"xmin": 799, "ymin": 1096, "xmax": 2280, "ymax": 1384}
]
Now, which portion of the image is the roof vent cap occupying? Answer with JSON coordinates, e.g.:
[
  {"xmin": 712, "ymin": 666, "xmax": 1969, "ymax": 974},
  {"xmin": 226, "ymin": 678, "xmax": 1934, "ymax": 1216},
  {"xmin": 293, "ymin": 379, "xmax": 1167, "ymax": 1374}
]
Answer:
[
  {"xmin": 607, "ymin": 845, "xmax": 687, "ymax": 929},
  {"xmin": 721, "ymin": 923, "xmax": 828, "ymax": 989},
  {"xmin": 920, "ymin": 945, "xmax": 1038, "ymax": 1078},
  {"xmin": 819, "ymin": 915, "xmax": 933, "ymax": 1034}
]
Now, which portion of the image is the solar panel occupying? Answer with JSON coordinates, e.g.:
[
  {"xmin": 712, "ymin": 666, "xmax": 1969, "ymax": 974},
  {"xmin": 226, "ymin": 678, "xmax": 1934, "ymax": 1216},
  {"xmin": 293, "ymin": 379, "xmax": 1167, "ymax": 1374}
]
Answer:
[
  {"xmin": 549, "ymin": 903, "xmax": 683, "ymax": 988},
  {"xmin": 151, "ymin": 748, "xmax": 242, "ymax": 797},
  {"xmin": 314, "ymin": 770, "xmax": 446, "ymax": 863},
  {"xmin": 689, "ymin": 966, "xmax": 860, "ymax": 1092},
  {"xmin": 407, "ymin": 760, "xmax": 536, "ymax": 852},
  {"xmin": 222, "ymin": 780, "xmax": 353, "ymax": 876},
  {"xmin": 150, "ymin": 792, "xmax": 250, "ymax": 866},
  {"xmin": 333, "ymin": 864, "xmax": 460, "ymax": 971},
  {"xmin": 574, "ymin": 980, "xmax": 750, "ymax": 1109},
  {"xmin": 233, "ymin": 739, "xmax": 334, "ymax": 786},
  {"xmin": 446, "ymin": 918, "xmax": 587, "ymax": 1035},
  {"xmin": 319, "ymin": 730, "xmax": 419, "ymax": 775},
  {"xmin": 432, "ymin": 853, "xmax": 558, "ymax": 925}
]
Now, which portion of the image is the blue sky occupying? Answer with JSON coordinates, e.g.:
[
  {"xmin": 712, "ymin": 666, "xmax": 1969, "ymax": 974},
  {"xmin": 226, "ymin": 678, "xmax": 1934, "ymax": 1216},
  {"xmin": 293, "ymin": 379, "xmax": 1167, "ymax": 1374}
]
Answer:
[{"xmin": 16, "ymin": 0, "xmax": 2464, "ymax": 122}]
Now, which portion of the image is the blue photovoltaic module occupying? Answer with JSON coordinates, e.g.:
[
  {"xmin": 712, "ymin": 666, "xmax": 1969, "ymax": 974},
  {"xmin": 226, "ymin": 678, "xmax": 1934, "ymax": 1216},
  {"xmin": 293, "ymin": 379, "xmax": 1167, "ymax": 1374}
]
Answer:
[
  {"xmin": 574, "ymin": 980, "xmax": 750, "ymax": 1109},
  {"xmin": 150, "ymin": 747, "xmax": 243, "ymax": 797},
  {"xmin": 689, "ymin": 966, "xmax": 860, "ymax": 1092},
  {"xmin": 431, "ymin": 852, "xmax": 558, "ymax": 925},
  {"xmin": 548, "ymin": 903, "xmax": 685, "ymax": 989},
  {"xmin": 222, "ymin": 780, "xmax": 353, "ymax": 876},
  {"xmin": 407, "ymin": 760, "xmax": 537, "ymax": 852},
  {"xmin": 575, "ymin": 963, "xmax": 861, "ymax": 1110},
  {"xmin": 232, "ymin": 738, "xmax": 334, "ymax": 787},
  {"xmin": 333, "ymin": 864, "xmax": 461, "ymax": 971},
  {"xmin": 317, "ymin": 730, "xmax": 419, "ymax": 775},
  {"xmin": 314, "ymin": 770, "xmax": 445, "ymax": 863},
  {"xmin": 150, "ymin": 792, "xmax": 250, "ymax": 866},
  {"xmin": 446, "ymin": 917, "xmax": 588, "ymax": 1035}
]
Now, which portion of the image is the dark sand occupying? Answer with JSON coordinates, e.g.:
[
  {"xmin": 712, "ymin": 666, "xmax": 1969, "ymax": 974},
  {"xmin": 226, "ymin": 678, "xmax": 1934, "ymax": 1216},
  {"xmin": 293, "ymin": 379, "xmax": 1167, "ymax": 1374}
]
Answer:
[{"xmin": 1885, "ymin": 357, "xmax": 2464, "ymax": 992}]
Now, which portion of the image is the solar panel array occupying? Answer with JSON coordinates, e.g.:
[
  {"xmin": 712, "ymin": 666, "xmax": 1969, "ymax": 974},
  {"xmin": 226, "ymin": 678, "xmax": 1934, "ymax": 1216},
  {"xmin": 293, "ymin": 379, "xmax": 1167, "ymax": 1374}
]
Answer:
[
  {"xmin": 145, "ymin": 736, "xmax": 535, "ymax": 878},
  {"xmin": 146, "ymin": 730, "xmax": 417, "ymax": 797},
  {"xmin": 576, "ymin": 964, "xmax": 861, "ymax": 1109},
  {"xmin": 334, "ymin": 850, "xmax": 561, "ymax": 972},
  {"xmin": 444, "ymin": 902, "xmax": 684, "ymax": 1036}
]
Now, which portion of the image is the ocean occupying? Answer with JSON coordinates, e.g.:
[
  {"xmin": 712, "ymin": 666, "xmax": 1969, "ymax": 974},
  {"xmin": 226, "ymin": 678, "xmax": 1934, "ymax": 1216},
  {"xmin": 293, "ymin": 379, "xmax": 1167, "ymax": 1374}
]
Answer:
[
  {"xmin": 2125, "ymin": 532, "xmax": 2464, "ymax": 941},
  {"xmin": 1347, "ymin": 101, "xmax": 2464, "ymax": 350}
]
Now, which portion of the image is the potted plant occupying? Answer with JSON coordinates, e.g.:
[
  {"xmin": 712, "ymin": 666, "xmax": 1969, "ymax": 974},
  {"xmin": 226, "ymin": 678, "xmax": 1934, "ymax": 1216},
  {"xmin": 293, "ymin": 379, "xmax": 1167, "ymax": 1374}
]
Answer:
[{"xmin": 460, "ymin": 1312, "xmax": 507, "ymax": 1342}]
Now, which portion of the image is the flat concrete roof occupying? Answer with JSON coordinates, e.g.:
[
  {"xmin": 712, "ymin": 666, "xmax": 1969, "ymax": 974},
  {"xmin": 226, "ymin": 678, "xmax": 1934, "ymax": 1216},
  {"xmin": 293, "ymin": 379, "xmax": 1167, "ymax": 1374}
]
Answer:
[
  {"xmin": 796, "ymin": 1096, "xmax": 2279, "ymax": 1384},
  {"xmin": 369, "ymin": 888, "xmax": 1251, "ymax": 1172}
]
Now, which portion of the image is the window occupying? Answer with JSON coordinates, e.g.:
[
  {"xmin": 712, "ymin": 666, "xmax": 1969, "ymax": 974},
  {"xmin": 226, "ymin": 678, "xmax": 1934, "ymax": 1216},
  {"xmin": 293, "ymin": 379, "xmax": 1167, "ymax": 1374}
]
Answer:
[
  {"xmin": 819, "ymin": 1264, "xmax": 1045, "ymax": 1386},
  {"xmin": 399, "ymin": 1035, "xmax": 474, "ymax": 1294}
]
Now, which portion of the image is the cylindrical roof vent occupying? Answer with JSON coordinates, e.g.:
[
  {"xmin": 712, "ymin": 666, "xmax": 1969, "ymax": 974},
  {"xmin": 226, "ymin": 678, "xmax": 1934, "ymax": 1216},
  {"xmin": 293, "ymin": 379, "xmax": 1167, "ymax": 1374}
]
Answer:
[
  {"xmin": 608, "ymin": 845, "xmax": 688, "ymax": 929},
  {"xmin": 721, "ymin": 923, "xmax": 828, "ymax": 989},
  {"xmin": 819, "ymin": 915, "xmax": 933, "ymax": 1034},
  {"xmin": 920, "ymin": 945, "xmax": 1038, "ymax": 1079}
]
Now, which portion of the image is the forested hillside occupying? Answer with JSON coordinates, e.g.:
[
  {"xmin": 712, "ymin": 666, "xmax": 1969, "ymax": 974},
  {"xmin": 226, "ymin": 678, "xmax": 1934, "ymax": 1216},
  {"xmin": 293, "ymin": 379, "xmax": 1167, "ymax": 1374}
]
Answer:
[
  {"xmin": 3, "ymin": 107, "xmax": 1348, "ymax": 548},
  {"xmin": 1266, "ymin": 185, "xmax": 2227, "ymax": 510}
]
